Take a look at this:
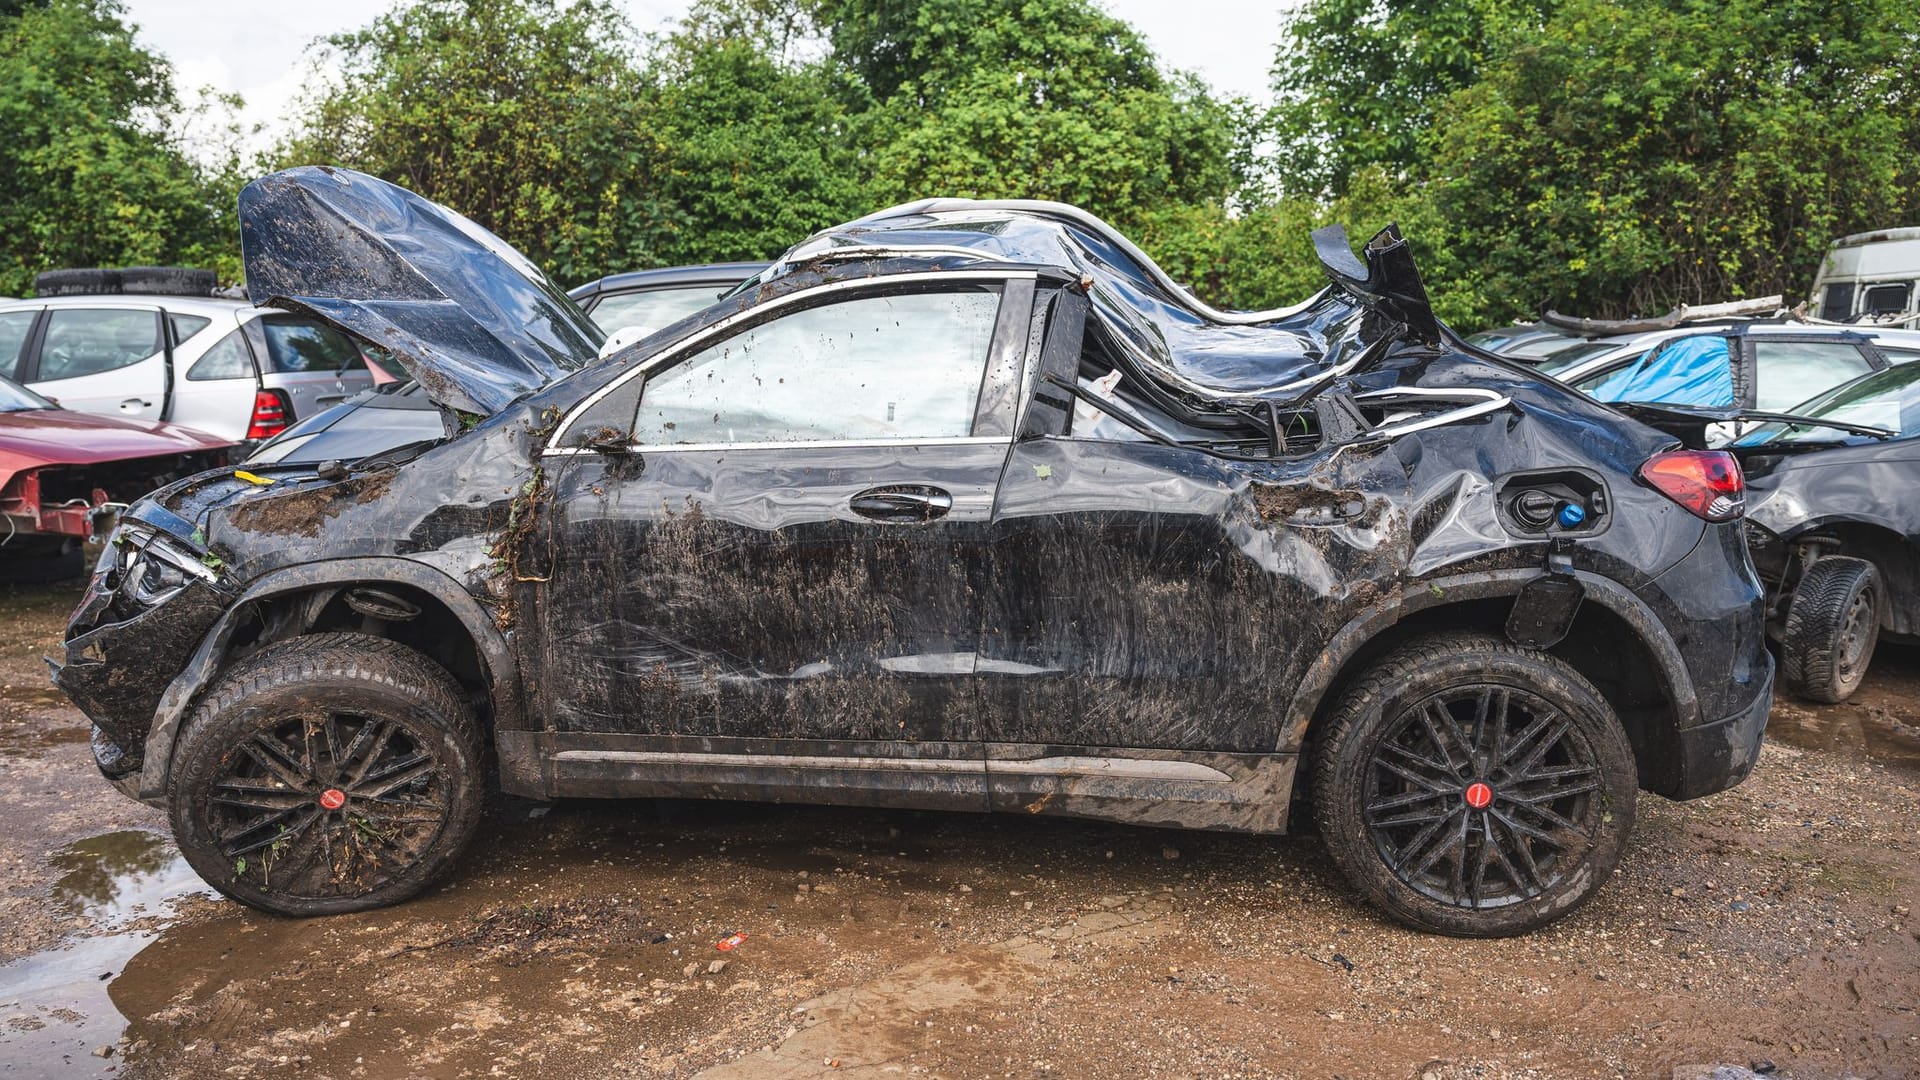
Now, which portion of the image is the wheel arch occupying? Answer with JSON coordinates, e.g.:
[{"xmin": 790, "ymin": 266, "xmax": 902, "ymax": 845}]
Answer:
[
  {"xmin": 133, "ymin": 557, "xmax": 521, "ymax": 802},
  {"xmin": 1284, "ymin": 570, "xmax": 1704, "ymax": 798},
  {"xmin": 1771, "ymin": 517, "xmax": 1915, "ymax": 634}
]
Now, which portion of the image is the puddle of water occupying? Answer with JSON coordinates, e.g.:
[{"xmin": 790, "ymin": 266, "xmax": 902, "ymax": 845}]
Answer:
[
  {"xmin": 1768, "ymin": 702, "xmax": 1920, "ymax": 777},
  {"xmin": 0, "ymin": 831, "xmax": 212, "ymax": 1077}
]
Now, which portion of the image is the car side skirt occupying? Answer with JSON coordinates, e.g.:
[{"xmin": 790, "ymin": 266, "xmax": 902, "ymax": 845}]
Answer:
[{"xmin": 497, "ymin": 732, "xmax": 1296, "ymax": 834}]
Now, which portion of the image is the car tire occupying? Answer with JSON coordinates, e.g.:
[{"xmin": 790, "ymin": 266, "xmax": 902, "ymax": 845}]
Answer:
[
  {"xmin": 1312, "ymin": 631, "xmax": 1637, "ymax": 937},
  {"xmin": 168, "ymin": 632, "xmax": 485, "ymax": 917},
  {"xmin": 0, "ymin": 537, "xmax": 86, "ymax": 583},
  {"xmin": 1781, "ymin": 555, "xmax": 1881, "ymax": 704}
]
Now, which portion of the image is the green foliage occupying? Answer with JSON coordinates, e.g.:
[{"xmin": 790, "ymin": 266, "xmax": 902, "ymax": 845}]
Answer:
[
  {"xmin": 282, "ymin": 0, "xmax": 675, "ymax": 287},
  {"xmin": 642, "ymin": 9, "xmax": 870, "ymax": 265},
  {"xmin": 1425, "ymin": 0, "xmax": 1920, "ymax": 321},
  {"xmin": 829, "ymin": 0, "xmax": 1235, "ymax": 234},
  {"xmin": 1265, "ymin": 0, "xmax": 1558, "ymax": 198},
  {"xmin": 0, "ymin": 0, "xmax": 229, "ymax": 296},
  {"xmin": 18, "ymin": 0, "xmax": 1919, "ymax": 337}
]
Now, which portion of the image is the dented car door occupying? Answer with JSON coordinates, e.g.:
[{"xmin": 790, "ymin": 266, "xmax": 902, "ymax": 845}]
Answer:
[{"xmin": 520, "ymin": 277, "xmax": 1035, "ymax": 773}]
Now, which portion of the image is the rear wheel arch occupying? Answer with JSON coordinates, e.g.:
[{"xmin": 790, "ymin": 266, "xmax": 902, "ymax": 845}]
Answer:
[
  {"xmin": 1286, "ymin": 571, "xmax": 1699, "ymax": 797},
  {"xmin": 1773, "ymin": 520, "xmax": 1912, "ymax": 633},
  {"xmin": 137, "ymin": 559, "xmax": 520, "ymax": 800}
]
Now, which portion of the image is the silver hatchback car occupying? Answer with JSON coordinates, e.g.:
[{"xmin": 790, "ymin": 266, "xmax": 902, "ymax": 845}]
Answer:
[{"xmin": 0, "ymin": 268, "xmax": 385, "ymax": 443}]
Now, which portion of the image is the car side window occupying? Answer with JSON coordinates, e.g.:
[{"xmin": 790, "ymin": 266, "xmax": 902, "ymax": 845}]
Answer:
[
  {"xmin": 258, "ymin": 317, "xmax": 365, "ymax": 373},
  {"xmin": 168, "ymin": 313, "xmax": 213, "ymax": 346},
  {"xmin": 186, "ymin": 328, "xmax": 256, "ymax": 381},
  {"xmin": 1752, "ymin": 341, "xmax": 1874, "ymax": 412},
  {"xmin": 1861, "ymin": 283, "xmax": 1912, "ymax": 318},
  {"xmin": 589, "ymin": 286, "xmax": 728, "ymax": 336},
  {"xmin": 631, "ymin": 288, "xmax": 1002, "ymax": 446},
  {"xmin": 0, "ymin": 310, "xmax": 35, "ymax": 374},
  {"xmin": 36, "ymin": 309, "xmax": 160, "ymax": 381},
  {"xmin": 1882, "ymin": 347, "xmax": 1920, "ymax": 365}
]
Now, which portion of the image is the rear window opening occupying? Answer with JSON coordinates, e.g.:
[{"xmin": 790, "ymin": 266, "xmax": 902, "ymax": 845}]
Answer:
[{"xmin": 1050, "ymin": 315, "xmax": 1497, "ymax": 461}]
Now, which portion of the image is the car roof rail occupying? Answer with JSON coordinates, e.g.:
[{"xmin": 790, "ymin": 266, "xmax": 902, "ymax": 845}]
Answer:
[
  {"xmin": 33, "ymin": 266, "xmax": 218, "ymax": 298},
  {"xmin": 1540, "ymin": 295, "xmax": 1785, "ymax": 337}
]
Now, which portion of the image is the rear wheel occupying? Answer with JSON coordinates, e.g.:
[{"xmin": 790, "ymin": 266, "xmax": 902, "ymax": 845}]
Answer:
[
  {"xmin": 168, "ymin": 633, "xmax": 485, "ymax": 916},
  {"xmin": 1312, "ymin": 632, "xmax": 1637, "ymax": 937},
  {"xmin": 1781, "ymin": 555, "xmax": 1881, "ymax": 704}
]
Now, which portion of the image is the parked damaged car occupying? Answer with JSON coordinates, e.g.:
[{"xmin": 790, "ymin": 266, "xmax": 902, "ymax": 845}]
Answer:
[
  {"xmin": 1, "ymin": 375, "xmax": 231, "ymax": 582},
  {"xmin": 1684, "ymin": 362, "xmax": 1920, "ymax": 703},
  {"xmin": 52, "ymin": 169, "xmax": 1773, "ymax": 937}
]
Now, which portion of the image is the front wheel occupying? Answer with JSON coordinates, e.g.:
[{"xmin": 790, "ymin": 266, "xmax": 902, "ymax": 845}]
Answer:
[
  {"xmin": 1312, "ymin": 632, "xmax": 1638, "ymax": 937},
  {"xmin": 168, "ymin": 632, "xmax": 485, "ymax": 916}
]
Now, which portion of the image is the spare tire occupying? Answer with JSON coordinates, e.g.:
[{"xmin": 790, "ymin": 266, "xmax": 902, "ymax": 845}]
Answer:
[{"xmin": 34, "ymin": 266, "xmax": 217, "ymax": 298}]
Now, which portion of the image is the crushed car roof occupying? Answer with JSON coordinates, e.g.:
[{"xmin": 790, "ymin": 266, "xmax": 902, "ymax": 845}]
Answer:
[
  {"xmin": 768, "ymin": 198, "xmax": 1407, "ymax": 398},
  {"xmin": 237, "ymin": 174, "xmax": 1445, "ymax": 422}
]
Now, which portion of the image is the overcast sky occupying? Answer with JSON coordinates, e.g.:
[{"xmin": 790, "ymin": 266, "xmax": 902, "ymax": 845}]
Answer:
[{"xmin": 120, "ymin": 0, "xmax": 1287, "ymax": 153}]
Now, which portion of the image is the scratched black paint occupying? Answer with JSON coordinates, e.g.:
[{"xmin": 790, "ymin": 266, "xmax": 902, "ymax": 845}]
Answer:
[{"xmin": 54, "ymin": 168, "xmax": 1771, "ymax": 838}]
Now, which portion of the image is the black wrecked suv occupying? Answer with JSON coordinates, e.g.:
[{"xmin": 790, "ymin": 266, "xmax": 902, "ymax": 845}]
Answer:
[{"xmin": 52, "ymin": 169, "xmax": 1772, "ymax": 937}]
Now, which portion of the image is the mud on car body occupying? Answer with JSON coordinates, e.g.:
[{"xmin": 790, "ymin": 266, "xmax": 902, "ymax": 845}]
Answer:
[{"xmin": 52, "ymin": 168, "xmax": 1772, "ymax": 936}]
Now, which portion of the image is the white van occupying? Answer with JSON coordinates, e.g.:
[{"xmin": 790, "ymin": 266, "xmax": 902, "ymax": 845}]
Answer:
[{"xmin": 1809, "ymin": 228, "xmax": 1920, "ymax": 325}]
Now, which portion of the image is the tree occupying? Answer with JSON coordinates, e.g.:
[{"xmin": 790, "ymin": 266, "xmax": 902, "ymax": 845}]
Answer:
[
  {"xmin": 822, "ymin": 0, "xmax": 1238, "ymax": 236},
  {"xmin": 1265, "ymin": 0, "xmax": 1558, "ymax": 199},
  {"xmin": 641, "ymin": 4, "xmax": 871, "ymax": 264},
  {"xmin": 282, "ymin": 0, "xmax": 675, "ymax": 287},
  {"xmin": 0, "ymin": 0, "xmax": 228, "ymax": 295},
  {"xmin": 1427, "ymin": 0, "xmax": 1920, "ymax": 321}
]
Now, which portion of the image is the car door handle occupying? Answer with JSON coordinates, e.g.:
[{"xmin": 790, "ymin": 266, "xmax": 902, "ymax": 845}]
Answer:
[
  {"xmin": 316, "ymin": 394, "xmax": 347, "ymax": 406},
  {"xmin": 849, "ymin": 485, "xmax": 954, "ymax": 523},
  {"xmin": 119, "ymin": 398, "xmax": 151, "ymax": 411}
]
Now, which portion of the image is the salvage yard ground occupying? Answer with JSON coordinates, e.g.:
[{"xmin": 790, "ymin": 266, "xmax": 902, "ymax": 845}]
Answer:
[{"xmin": 1, "ymin": 578, "xmax": 1915, "ymax": 1080}]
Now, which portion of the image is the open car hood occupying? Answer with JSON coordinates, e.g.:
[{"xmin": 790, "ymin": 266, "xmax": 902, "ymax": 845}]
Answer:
[{"xmin": 239, "ymin": 167, "xmax": 605, "ymax": 416}]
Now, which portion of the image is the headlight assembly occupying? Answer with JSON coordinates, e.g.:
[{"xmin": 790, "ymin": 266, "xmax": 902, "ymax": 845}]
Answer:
[{"xmin": 111, "ymin": 524, "xmax": 218, "ymax": 608}]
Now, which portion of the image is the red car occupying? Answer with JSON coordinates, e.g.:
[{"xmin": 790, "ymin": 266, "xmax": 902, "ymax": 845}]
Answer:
[{"xmin": 1, "ymin": 375, "xmax": 231, "ymax": 581}]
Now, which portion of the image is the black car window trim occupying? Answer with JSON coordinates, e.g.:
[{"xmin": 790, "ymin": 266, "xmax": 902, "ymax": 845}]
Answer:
[{"xmin": 545, "ymin": 269, "xmax": 1041, "ymax": 454}]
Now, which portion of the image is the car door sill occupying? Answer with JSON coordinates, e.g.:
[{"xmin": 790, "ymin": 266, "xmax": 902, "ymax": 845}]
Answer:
[{"xmin": 498, "ymin": 732, "xmax": 1295, "ymax": 833}]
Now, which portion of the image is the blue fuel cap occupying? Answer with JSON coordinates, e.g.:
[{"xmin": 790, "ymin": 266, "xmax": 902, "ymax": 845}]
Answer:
[{"xmin": 1558, "ymin": 503, "xmax": 1587, "ymax": 528}]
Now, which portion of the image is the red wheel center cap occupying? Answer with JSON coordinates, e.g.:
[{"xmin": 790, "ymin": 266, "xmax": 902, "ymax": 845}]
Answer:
[
  {"xmin": 318, "ymin": 788, "xmax": 347, "ymax": 810},
  {"xmin": 1463, "ymin": 781, "xmax": 1493, "ymax": 809}
]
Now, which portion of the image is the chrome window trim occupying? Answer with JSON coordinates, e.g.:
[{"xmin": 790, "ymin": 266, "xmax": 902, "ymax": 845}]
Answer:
[
  {"xmin": 1354, "ymin": 386, "xmax": 1511, "ymax": 439},
  {"xmin": 546, "ymin": 269, "xmax": 1039, "ymax": 453}
]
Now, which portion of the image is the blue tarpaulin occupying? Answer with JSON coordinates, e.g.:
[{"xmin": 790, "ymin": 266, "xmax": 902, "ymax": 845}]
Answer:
[{"xmin": 1590, "ymin": 335, "xmax": 1735, "ymax": 407}]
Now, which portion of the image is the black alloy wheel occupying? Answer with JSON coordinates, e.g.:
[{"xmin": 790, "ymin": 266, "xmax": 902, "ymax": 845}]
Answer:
[
  {"xmin": 170, "ymin": 633, "xmax": 484, "ymax": 916},
  {"xmin": 1314, "ymin": 632, "xmax": 1638, "ymax": 937}
]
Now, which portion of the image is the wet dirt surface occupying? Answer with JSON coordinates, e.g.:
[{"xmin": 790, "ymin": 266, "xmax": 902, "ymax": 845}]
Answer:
[{"xmin": 0, "ymin": 580, "xmax": 1915, "ymax": 1079}]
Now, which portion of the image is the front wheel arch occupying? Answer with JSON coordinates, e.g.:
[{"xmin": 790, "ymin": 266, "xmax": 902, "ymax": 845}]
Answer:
[{"xmin": 136, "ymin": 558, "xmax": 520, "ymax": 802}]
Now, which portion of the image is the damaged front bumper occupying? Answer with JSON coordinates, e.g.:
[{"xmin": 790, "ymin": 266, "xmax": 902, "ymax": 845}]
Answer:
[{"xmin": 49, "ymin": 512, "xmax": 231, "ymax": 797}]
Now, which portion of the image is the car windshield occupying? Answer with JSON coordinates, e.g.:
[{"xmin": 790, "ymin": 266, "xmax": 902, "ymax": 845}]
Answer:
[
  {"xmin": 0, "ymin": 375, "xmax": 56, "ymax": 412},
  {"xmin": 1739, "ymin": 362, "xmax": 1920, "ymax": 445}
]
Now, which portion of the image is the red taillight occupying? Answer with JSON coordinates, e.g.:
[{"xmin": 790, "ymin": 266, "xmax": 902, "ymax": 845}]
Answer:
[
  {"xmin": 1639, "ymin": 450, "xmax": 1744, "ymax": 521},
  {"xmin": 246, "ymin": 389, "xmax": 291, "ymax": 440}
]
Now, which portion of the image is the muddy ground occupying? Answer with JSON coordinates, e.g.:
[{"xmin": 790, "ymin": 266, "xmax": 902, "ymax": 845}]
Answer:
[{"xmin": 0, "ymin": 578, "xmax": 1915, "ymax": 1080}]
